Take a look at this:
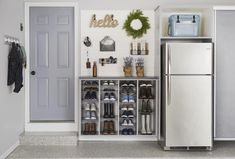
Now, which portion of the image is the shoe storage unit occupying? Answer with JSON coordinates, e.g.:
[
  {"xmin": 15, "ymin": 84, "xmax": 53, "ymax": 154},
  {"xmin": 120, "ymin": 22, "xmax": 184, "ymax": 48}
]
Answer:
[{"xmin": 79, "ymin": 77, "xmax": 159, "ymax": 141}]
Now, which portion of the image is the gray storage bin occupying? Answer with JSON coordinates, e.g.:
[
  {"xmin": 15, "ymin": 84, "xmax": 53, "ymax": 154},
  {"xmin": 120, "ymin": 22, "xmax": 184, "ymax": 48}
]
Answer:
[{"xmin": 168, "ymin": 14, "xmax": 200, "ymax": 37}]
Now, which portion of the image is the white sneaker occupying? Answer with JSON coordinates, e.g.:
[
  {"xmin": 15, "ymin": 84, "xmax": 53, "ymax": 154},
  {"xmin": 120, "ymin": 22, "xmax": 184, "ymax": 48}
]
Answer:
[
  {"xmin": 109, "ymin": 80, "xmax": 115, "ymax": 86},
  {"xmin": 121, "ymin": 119, "xmax": 128, "ymax": 126},
  {"xmin": 128, "ymin": 119, "xmax": 134, "ymax": 126},
  {"xmin": 84, "ymin": 111, "xmax": 90, "ymax": 119},
  {"xmin": 84, "ymin": 103, "xmax": 90, "ymax": 111},
  {"xmin": 127, "ymin": 104, "xmax": 134, "ymax": 111},
  {"xmin": 121, "ymin": 106, "xmax": 127, "ymax": 111},
  {"xmin": 90, "ymin": 103, "xmax": 96, "ymax": 111}
]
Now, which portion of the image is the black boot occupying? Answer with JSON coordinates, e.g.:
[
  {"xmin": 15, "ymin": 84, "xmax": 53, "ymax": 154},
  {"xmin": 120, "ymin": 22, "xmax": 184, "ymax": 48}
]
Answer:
[
  {"xmin": 139, "ymin": 85, "xmax": 147, "ymax": 99},
  {"xmin": 146, "ymin": 86, "xmax": 153, "ymax": 99},
  {"xmin": 103, "ymin": 103, "xmax": 109, "ymax": 118},
  {"xmin": 109, "ymin": 103, "xmax": 115, "ymax": 118}
]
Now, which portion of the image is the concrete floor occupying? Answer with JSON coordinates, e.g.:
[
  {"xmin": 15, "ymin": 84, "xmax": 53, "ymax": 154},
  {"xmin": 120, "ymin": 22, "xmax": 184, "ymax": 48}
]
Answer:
[{"xmin": 7, "ymin": 141, "xmax": 235, "ymax": 159}]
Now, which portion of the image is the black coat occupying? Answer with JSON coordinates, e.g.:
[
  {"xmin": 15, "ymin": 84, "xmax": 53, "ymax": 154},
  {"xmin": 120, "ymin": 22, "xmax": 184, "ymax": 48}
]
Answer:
[{"xmin": 7, "ymin": 43, "xmax": 23, "ymax": 93}]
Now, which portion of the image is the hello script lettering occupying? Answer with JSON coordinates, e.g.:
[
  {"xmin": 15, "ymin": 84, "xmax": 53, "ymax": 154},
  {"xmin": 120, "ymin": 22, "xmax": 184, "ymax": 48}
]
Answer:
[{"xmin": 90, "ymin": 14, "xmax": 119, "ymax": 28}]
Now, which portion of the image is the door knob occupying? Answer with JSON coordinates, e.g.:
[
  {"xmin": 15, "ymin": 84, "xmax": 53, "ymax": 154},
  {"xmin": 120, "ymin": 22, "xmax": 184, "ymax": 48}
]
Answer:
[{"xmin": 31, "ymin": 71, "xmax": 36, "ymax": 75}]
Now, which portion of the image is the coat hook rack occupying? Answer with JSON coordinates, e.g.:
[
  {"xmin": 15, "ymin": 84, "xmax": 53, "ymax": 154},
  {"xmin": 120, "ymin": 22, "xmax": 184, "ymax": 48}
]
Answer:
[{"xmin": 4, "ymin": 35, "xmax": 20, "ymax": 45}]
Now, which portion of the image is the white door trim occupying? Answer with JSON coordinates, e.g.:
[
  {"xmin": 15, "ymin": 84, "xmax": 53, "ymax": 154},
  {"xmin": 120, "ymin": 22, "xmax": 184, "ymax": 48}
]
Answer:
[{"xmin": 24, "ymin": 1, "xmax": 79, "ymax": 132}]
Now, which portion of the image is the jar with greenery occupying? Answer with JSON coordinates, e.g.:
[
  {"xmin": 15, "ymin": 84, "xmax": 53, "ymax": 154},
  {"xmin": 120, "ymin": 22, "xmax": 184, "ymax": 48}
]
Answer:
[
  {"xmin": 135, "ymin": 58, "xmax": 144, "ymax": 77},
  {"xmin": 123, "ymin": 57, "xmax": 133, "ymax": 77}
]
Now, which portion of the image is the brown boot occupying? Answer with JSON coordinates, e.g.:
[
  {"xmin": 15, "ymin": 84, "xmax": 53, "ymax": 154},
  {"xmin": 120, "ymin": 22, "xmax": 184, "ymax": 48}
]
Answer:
[
  {"xmin": 109, "ymin": 120, "xmax": 115, "ymax": 135},
  {"xmin": 103, "ymin": 120, "xmax": 109, "ymax": 135},
  {"xmin": 90, "ymin": 123, "xmax": 96, "ymax": 135},
  {"xmin": 83, "ymin": 123, "xmax": 90, "ymax": 135}
]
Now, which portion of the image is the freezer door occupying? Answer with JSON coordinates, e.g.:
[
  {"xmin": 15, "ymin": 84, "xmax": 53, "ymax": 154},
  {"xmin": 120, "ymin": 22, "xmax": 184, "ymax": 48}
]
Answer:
[
  {"xmin": 165, "ymin": 75, "xmax": 212, "ymax": 147},
  {"xmin": 162, "ymin": 43, "xmax": 213, "ymax": 75}
]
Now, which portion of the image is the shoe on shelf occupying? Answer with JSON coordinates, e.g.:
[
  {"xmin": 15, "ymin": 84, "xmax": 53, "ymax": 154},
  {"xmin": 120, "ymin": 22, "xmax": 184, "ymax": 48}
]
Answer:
[
  {"xmin": 92, "ymin": 81, "xmax": 99, "ymax": 85},
  {"xmin": 109, "ymin": 120, "xmax": 115, "ymax": 135},
  {"xmin": 139, "ymin": 85, "xmax": 147, "ymax": 99},
  {"xmin": 90, "ymin": 91, "xmax": 97, "ymax": 100},
  {"xmin": 83, "ymin": 123, "xmax": 90, "ymax": 135},
  {"xmin": 128, "ymin": 95, "xmax": 135, "ymax": 103},
  {"xmin": 84, "ymin": 81, "xmax": 91, "ymax": 85},
  {"xmin": 109, "ymin": 80, "xmax": 115, "ymax": 86},
  {"xmin": 103, "ymin": 81, "xmax": 109, "ymax": 86},
  {"xmin": 121, "ymin": 119, "xmax": 128, "ymax": 126},
  {"xmin": 121, "ymin": 82, "xmax": 128, "ymax": 87},
  {"xmin": 121, "ymin": 111, "xmax": 128, "ymax": 118},
  {"xmin": 84, "ymin": 91, "xmax": 91, "ymax": 100},
  {"xmin": 128, "ymin": 87, "xmax": 136, "ymax": 94},
  {"xmin": 121, "ymin": 105, "xmax": 127, "ymax": 111},
  {"xmin": 103, "ymin": 88, "xmax": 115, "ymax": 91},
  {"xmin": 109, "ymin": 93, "xmax": 116, "ymax": 101},
  {"xmin": 103, "ymin": 120, "xmax": 109, "ymax": 135},
  {"xmin": 128, "ymin": 119, "xmax": 134, "ymax": 126},
  {"xmin": 146, "ymin": 86, "xmax": 153, "ymax": 99},
  {"xmin": 103, "ymin": 93, "xmax": 110, "ymax": 101},
  {"xmin": 90, "ymin": 111, "xmax": 97, "ymax": 120},
  {"xmin": 140, "ymin": 82, "xmax": 147, "ymax": 87},
  {"xmin": 127, "ymin": 110, "xmax": 134, "ymax": 118},
  {"xmin": 84, "ymin": 103, "xmax": 90, "ymax": 111},
  {"xmin": 103, "ymin": 103, "xmax": 109, "ymax": 118},
  {"xmin": 84, "ymin": 111, "xmax": 90, "ymax": 120},
  {"xmin": 121, "ymin": 95, "xmax": 129, "ymax": 103},
  {"xmin": 128, "ymin": 81, "xmax": 135, "ymax": 87},
  {"xmin": 127, "ymin": 104, "xmax": 134, "ymax": 111},
  {"xmin": 90, "ymin": 103, "xmax": 96, "ymax": 111},
  {"xmin": 90, "ymin": 123, "xmax": 97, "ymax": 135},
  {"xmin": 146, "ymin": 100, "xmax": 153, "ymax": 114},
  {"xmin": 122, "ymin": 128, "xmax": 128, "ymax": 135},
  {"xmin": 146, "ymin": 82, "xmax": 153, "ymax": 87},
  {"xmin": 109, "ymin": 103, "xmax": 115, "ymax": 118},
  {"xmin": 128, "ymin": 128, "xmax": 135, "ymax": 135}
]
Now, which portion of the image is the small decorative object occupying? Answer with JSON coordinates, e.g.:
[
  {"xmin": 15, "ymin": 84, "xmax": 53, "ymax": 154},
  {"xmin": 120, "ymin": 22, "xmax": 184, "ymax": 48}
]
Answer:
[
  {"xmin": 130, "ymin": 41, "xmax": 149, "ymax": 55},
  {"xmin": 83, "ymin": 36, "xmax": 92, "ymax": 69},
  {"xmin": 92, "ymin": 61, "xmax": 97, "ymax": 77},
  {"xmin": 123, "ymin": 10, "xmax": 150, "ymax": 39},
  {"xmin": 100, "ymin": 36, "xmax": 115, "ymax": 51},
  {"xmin": 86, "ymin": 58, "xmax": 91, "ymax": 68},
  {"xmin": 99, "ymin": 56, "xmax": 117, "ymax": 66},
  {"xmin": 90, "ymin": 14, "xmax": 118, "ymax": 28},
  {"xmin": 83, "ymin": 36, "xmax": 92, "ymax": 47},
  {"xmin": 123, "ymin": 56, "xmax": 133, "ymax": 77},
  {"xmin": 135, "ymin": 58, "xmax": 144, "ymax": 77}
]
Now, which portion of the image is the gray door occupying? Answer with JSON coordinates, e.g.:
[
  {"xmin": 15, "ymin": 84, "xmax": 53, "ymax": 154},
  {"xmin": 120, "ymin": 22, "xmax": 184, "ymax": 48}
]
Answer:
[
  {"xmin": 30, "ymin": 7, "xmax": 74, "ymax": 121},
  {"xmin": 216, "ymin": 10, "xmax": 235, "ymax": 138}
]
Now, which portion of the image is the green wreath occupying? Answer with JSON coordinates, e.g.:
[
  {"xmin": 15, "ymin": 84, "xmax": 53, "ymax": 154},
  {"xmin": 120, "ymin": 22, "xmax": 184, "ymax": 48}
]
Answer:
[{"xmin": 123, "ymin": 10, "xmax": 150, "ymax": 39}]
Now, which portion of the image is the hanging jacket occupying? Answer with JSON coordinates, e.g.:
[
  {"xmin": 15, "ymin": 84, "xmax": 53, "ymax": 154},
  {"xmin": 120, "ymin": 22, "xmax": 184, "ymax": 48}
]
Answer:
[{"xmin": 7, "ymin": 43, "xmax": 24, "ymax": 93}]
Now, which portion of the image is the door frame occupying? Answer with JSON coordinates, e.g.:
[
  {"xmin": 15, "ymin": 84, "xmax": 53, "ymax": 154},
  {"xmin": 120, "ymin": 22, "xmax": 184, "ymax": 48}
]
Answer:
[{"xmin": 25, "ymin": 1, "xmax": 79, "ymax": 132}]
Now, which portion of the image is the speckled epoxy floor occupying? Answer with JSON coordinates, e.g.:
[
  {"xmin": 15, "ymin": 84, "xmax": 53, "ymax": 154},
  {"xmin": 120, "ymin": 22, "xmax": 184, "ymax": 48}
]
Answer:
[{"xmin": 7, "ymin": 141, "xmax": 235, "ymax": 158}]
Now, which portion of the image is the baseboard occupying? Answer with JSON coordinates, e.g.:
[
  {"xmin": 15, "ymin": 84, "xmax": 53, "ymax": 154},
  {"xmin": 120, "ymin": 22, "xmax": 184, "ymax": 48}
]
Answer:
[{"xmin": 0, "ymin": 140, "xmax": 19, "ymax": 159}]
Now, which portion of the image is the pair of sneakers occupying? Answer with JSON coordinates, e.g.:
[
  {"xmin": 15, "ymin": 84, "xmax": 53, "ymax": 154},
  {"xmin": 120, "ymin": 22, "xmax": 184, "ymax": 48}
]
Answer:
[
  {"xmin": 84, "ymin": 80, "xmax": 98, "ymax": 86},
  {"xmin": 121, "ymin": 110, "xmax": 134, "ymax": 118},
  {"xmin": 121, "ymin": 94, "xmax": 135, "ymax": 103},
  {"xmin": 85, "ymin": 91, "xmax": 97, "ymax": 100},
  {"xmin": 84, "ymin": 103, "xmax": 96, "ymax": 111},
  {"xmin": 85, "ymin": 111, "xmax": 97, "ymax": 120},
  {"xmin": 121, "ymin": 119, "xmax": 134, "ymax": 126},
  {"xmin": 122, "ymin": 128, "xmax": 134, "ymax": 135},
  {"xmin": 104, "ymin": 93, "xmax": 116, "ymax": 101},
  {"xmin": 103, "ymin": 80, "xmax": 115, "ymax": 86},
  {"xmin": 121, "ymin": 104, "xmax": 134, "ymax": 111}
]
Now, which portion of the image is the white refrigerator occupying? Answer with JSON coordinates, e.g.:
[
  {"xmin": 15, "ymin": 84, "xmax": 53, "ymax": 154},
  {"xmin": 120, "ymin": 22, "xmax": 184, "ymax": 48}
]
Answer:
[{"xmin": 160, "ymin": 43, "xmax": 213, "ymax": 150}]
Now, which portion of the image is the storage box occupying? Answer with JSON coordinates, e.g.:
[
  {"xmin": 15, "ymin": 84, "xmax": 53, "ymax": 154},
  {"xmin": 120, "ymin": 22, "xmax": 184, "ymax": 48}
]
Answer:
[{"xmin": 168, "ymin": 14, "xmax": 200, "ymax": 37}]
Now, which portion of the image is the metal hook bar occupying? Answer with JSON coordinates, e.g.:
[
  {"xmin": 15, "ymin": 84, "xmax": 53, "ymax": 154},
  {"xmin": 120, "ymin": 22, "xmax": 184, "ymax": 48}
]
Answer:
[{"xmin": 4, "ymin": 35, "xmax": 20, "ymax": 45}]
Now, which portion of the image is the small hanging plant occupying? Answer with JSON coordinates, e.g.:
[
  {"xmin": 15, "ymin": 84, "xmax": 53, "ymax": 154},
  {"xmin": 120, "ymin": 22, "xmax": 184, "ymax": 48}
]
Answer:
[{"xmin": 123, "ymin": 9, "xmax": 150, "ymax": 39}]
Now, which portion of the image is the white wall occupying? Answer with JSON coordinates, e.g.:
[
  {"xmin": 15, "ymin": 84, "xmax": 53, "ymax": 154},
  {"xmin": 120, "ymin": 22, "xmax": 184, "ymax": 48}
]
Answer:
[
  {"xmin": 80, "ymin": 10, "xmax": 155, "ymax": 77},
  {"xmin": 0, "ymin": 0, "xmax": 25, "ymax": 158}
]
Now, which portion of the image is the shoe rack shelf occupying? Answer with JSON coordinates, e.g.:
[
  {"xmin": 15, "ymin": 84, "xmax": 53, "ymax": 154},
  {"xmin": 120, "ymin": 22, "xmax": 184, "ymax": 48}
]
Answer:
[{"xmin": 79, "ymin": 77, "xmax": 159, "ymax": 141}]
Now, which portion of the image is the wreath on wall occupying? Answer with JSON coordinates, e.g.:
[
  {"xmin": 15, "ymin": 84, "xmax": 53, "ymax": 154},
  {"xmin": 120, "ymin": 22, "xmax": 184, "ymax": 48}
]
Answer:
[{"xmin": 123, "ymin": 10, "xmax": 150, "ymax": 39}]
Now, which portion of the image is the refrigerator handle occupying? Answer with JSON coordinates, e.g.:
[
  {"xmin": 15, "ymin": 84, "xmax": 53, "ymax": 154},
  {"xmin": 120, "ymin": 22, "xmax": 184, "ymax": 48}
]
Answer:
[{"xmin": 167, "ymin": 45, "xmax": 171, "ymax": 105}]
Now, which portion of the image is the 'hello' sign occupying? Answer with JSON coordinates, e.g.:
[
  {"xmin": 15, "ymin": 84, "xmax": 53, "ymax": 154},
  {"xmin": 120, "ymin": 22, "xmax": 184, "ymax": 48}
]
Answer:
[{"xmin": 90, "ymin": 14, "xmax": 119, "ymax": 28}]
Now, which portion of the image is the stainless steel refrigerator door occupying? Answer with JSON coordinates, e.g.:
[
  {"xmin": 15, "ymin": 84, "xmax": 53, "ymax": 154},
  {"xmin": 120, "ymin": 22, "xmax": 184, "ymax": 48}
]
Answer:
[
  {"xmin": 162, "ymin": 43, "xmax": 213, "ymax": 75},
  {"xmin": 165, "ymin": 75, "xmax": 212, "ymax": 147}
]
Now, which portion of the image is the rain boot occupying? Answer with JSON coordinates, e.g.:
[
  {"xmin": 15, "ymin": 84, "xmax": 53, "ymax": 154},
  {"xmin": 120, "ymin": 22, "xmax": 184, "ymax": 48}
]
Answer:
[
  {"xmin": 141, "ymin": 115, "xmax": 147, "ymax": 135},
  {"xmin": 146, "ymin": 114, "xmax": 152, "ymax": 135},
  {"xmin": 109, "ymin": 103, "xmax": 115, "ymax": 118}
]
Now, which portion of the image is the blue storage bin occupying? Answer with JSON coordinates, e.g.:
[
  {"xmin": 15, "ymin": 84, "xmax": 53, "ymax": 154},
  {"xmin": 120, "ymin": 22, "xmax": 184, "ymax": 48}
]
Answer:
[{"xmin": 168, "ymin": 14, "xmax": 200, "ymax": 37}]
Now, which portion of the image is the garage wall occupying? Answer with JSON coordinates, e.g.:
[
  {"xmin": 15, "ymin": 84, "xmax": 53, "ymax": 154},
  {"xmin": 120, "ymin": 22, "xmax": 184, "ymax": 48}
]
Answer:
[{"xmin": 0, "ymin": 0, "xmax": 25, "ymax": 158}]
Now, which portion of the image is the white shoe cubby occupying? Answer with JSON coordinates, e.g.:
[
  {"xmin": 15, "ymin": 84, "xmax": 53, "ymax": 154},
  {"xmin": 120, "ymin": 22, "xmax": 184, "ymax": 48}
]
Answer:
[{"xmin": 79, "ymin": 77, "xmax": 159, "ymax": 141}]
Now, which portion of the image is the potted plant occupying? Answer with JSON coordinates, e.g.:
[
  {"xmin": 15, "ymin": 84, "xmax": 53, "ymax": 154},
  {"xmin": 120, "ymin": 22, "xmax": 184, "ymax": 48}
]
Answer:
[
  {"xmin": 136, "ymin": 58, "xmax": 144, "ymax": 77},
  {"xmin": 123, "ymin": 57, "xmax": 133, "ymax": 77}
]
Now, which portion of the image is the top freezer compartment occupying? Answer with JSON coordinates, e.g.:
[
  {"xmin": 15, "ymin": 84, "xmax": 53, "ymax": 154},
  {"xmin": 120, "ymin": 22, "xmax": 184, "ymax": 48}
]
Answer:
[{"xmin": 162, "ymin": 43, "xmax": 213, "ymax": 75}]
